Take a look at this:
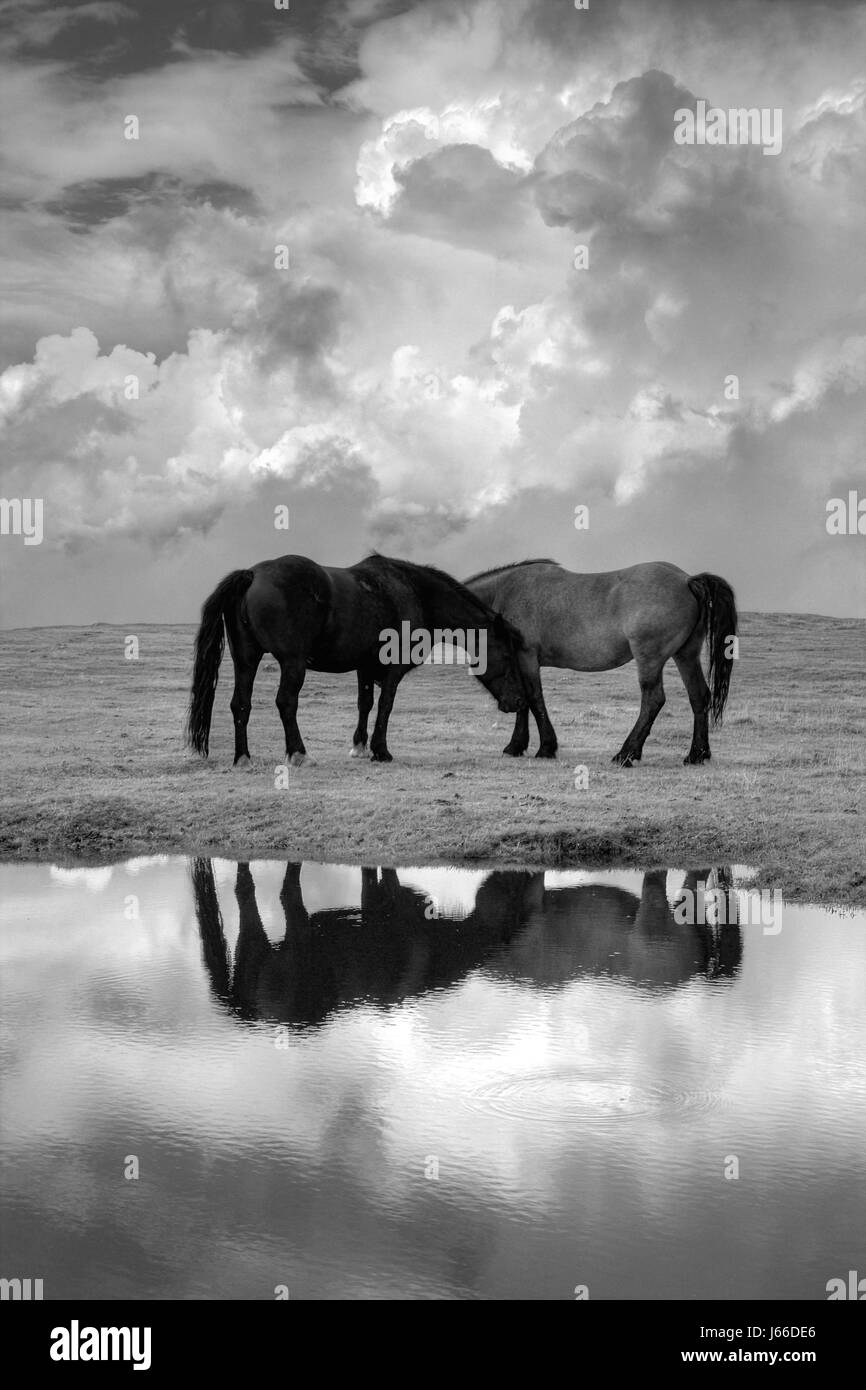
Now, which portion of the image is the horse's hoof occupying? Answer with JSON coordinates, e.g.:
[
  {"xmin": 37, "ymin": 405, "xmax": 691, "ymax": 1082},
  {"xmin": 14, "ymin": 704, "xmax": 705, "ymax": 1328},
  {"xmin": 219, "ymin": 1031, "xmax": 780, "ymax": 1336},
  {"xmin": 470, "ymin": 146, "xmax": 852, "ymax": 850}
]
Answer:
[
  {"xmin": 349, "ymin": 743, "xmax": 370, "ymax": 759},
  {"xmin": 371, "ymin": 750, "xmax": 393, "ymax": 763},
  {"xmin": 233, "ymin": 756, "xmax": 252, "ymax": 770},
  {"xmin": 612, "ymin": 752, "xmax": 634, "ymax": 768},
  {"xmin": 289, "ymin": 752, "xmax": 310, "ymax": 768},
  {"xmin": 535, "ymin": 747, "xmax": 557, "ymax": 759},
  {"xmin": 502, "ymin": 745, "xmax": 526, "ymax": 757},
  {"xmin": 683, "ymin": 751, "xmax": 710, "ymax": 765}
]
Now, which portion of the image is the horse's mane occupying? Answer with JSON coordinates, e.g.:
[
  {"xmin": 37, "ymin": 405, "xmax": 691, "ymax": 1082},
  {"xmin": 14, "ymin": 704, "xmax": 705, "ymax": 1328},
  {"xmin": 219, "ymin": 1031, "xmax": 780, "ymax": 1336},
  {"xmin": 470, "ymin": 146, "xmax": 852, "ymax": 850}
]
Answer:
[
  {"xmin": 356, "ymin": 553, "xmax": 522, "ymax": 638},
  {"xmin": 463, "ymin": 558, "xmax": 562, "ymax": 584}
]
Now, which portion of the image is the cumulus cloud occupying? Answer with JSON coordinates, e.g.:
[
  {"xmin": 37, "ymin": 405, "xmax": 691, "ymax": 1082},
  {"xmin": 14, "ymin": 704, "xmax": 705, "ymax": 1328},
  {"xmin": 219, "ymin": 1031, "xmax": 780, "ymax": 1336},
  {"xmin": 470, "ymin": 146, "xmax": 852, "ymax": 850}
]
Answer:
[
  {"xmin": 355, "ymin": 102, "xmax": 533, "ymax": 215},
  {"xmin": 386, "ymin": 143, "xmax": 533, "ymax": 256},
  {"xmin": 1, "ymin": 0, "xmax": 865, "ymax": 623}
]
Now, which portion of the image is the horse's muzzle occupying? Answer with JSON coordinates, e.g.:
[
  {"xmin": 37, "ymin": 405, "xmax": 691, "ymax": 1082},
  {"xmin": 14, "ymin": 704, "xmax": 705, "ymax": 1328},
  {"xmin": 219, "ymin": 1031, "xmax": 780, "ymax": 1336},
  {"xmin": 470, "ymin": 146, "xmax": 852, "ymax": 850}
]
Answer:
[{"xmin": 498, "ymin": 694, "xmax": 526, "ymax": 714}]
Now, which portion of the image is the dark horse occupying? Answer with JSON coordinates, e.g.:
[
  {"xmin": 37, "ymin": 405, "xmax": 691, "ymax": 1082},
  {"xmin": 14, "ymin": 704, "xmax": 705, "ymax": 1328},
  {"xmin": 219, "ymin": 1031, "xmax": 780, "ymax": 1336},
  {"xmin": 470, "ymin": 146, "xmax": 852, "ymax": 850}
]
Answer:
[
  {"xmin": 191, "ymin": 861, "xmax": 741, "ymax": 1029},
  {"xmin": 466, "ymin": 560, "xmax": 737, "ymax": 767},
  {"xmin": 192, "ymin": 860, "xmax": 536, "ymax": 1026},
  {"xmin": 186, "ymin": 553, "xmax": 528, "ymax": 765}
]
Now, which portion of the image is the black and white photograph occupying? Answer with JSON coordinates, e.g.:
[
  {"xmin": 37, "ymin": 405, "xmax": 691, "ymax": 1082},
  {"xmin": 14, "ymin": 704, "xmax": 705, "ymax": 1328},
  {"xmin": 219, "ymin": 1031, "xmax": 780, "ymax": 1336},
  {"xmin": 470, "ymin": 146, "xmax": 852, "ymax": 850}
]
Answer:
[{"xmin": 0, "ymin": 0, "xmax": 864, "ymax": 1345}]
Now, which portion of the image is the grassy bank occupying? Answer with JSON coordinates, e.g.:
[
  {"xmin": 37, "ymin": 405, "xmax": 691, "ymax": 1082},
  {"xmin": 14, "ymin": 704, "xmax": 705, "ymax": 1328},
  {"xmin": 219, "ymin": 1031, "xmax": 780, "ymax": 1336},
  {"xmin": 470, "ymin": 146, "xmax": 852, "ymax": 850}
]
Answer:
[{"xmin": 0, "ymin": 611, "xmax": 863, "ymax": 905}]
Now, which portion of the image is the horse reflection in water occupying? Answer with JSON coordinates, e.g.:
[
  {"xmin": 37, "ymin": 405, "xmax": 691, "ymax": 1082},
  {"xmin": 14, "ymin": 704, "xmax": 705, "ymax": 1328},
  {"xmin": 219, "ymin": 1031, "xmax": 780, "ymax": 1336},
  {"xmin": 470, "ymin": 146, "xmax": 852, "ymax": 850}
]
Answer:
[
  {"xmin": 193, "ymin": 863, "xmax": 530, "ymax": 1026},
  {"xmin": 490, "ymin": 868, "xmax": 742, "ymax": 991},
  {"xmin": 192, "ymin": 862, "xmax": 742, "ymax": 1028}
]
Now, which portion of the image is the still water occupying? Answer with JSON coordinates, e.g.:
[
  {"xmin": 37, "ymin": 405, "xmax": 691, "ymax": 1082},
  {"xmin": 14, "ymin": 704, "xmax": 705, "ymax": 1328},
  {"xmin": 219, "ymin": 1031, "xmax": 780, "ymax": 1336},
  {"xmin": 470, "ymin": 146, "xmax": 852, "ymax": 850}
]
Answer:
[{"xmin": 1, "ymin": 859, "xmax": 864, "ymax": 1300}]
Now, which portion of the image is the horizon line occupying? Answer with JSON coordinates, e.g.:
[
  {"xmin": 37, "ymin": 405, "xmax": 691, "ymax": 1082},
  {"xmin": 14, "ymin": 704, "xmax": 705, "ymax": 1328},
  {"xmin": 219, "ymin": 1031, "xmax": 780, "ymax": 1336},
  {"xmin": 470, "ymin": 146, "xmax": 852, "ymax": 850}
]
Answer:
[{"xmin": 1, "ymin": 608, "xmax": 864, "ymax": 633}]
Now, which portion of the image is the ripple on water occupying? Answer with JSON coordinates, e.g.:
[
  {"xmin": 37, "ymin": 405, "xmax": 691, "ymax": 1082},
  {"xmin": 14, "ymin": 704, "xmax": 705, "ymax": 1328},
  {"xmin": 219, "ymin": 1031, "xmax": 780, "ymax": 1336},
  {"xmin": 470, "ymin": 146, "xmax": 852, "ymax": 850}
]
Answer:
[{"xmin": 467, "ymin": 1069, "xmax": 729, "ymax": 1127}]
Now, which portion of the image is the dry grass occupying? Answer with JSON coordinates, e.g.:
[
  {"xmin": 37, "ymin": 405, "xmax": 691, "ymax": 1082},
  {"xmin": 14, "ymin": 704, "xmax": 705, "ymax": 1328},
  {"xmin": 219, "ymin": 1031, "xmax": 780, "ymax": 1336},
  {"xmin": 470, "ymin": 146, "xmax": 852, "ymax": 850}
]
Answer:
[{"xmin": 0, "ymin": 611, "xmax": 863, "ymax": 905}]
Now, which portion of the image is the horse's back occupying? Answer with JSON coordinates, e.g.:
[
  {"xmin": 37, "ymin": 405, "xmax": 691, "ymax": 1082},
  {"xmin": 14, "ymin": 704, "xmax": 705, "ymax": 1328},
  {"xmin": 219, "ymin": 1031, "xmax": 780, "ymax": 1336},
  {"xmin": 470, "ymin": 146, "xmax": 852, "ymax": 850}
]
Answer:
[
  {"xmin": 248, "ymin": 553, "xmax": 330, "ymax": 599},
  {"xmin": 241, "ymin": 555, "xmax": 333, "ymax": 658},
  {"xmin": 471, "ymin": 560, "xmax": 697, "ymax": 669},
  {"xmin": 606, "ymin": 563, "xmax": 699, "ymax": 652},
  {"xmin": 555, "ymin": 560, "xmax": 691, "ymax": 603}
]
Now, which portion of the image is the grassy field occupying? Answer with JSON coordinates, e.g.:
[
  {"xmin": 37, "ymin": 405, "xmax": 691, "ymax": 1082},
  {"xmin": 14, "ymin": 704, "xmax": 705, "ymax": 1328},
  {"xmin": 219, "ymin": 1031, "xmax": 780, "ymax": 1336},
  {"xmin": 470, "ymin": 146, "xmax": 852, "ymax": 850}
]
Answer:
[{"xmin": 0, "ymin": 611, "xmax": 863, "ymax": 905}]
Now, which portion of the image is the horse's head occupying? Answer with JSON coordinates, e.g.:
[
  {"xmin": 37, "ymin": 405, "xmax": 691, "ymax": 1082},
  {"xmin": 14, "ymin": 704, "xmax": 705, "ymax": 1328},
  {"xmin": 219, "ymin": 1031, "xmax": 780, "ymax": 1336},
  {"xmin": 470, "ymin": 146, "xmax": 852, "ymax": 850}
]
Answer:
[{"xmin": 472, "ymin": 613, "xmax": 529, "ymax": 713}]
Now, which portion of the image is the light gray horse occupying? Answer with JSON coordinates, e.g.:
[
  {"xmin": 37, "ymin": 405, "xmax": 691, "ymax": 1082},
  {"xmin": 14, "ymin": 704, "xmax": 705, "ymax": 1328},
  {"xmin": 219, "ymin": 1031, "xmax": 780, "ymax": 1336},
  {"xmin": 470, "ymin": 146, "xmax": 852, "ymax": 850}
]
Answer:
[{"xmin": 465, "ymin": 560, "xmax": 737, "ymax": 767}]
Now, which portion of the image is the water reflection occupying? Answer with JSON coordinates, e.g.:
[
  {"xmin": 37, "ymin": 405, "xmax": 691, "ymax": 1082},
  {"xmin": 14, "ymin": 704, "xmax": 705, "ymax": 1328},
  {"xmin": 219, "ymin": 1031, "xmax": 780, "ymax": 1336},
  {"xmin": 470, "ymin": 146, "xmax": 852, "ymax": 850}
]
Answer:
[
  {"xmin": 193, "ymin": 863, "xmax": 742, "ymax": 1027},
  {"xmin": 0, "ymin": 859, "xmax": 864, "ymax": 1301}
]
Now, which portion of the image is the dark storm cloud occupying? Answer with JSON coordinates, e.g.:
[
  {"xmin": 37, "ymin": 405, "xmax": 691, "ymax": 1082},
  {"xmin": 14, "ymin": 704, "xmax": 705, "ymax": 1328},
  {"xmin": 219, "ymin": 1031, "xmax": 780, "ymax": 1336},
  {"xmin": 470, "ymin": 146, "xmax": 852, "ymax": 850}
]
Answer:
[
  {"xmin": 0, "ymin": 0, "xmax": 416, "ymax": 88},
  {"xmin": 523, "ymin": 0, "xmax": 866, "ymax": 51},
  {"xmin": 248, "ymin": 281, "xmax": 343, "ymax": 384},
  {"xmin": 43, "ymin": 173, "xmax": 259, "ymax": 231},
  {"xmin": 521, "ymin": 0, "xmax": 626, "ymax": 46},
  {"xmin": 1, "ymin": 0, "xmax": 279, "ymax": 70},
  {"xmin": 389, "ymin": 142, "xmax": 532, "ymax": 254}
]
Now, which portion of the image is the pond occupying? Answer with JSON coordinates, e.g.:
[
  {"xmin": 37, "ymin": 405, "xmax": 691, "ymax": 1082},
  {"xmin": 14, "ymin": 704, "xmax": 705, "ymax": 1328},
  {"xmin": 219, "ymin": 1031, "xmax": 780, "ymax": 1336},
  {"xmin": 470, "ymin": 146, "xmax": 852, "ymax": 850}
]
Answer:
[{"xmin": 1, "ymin": 859, "xmax": 863, "ymax": 1300}]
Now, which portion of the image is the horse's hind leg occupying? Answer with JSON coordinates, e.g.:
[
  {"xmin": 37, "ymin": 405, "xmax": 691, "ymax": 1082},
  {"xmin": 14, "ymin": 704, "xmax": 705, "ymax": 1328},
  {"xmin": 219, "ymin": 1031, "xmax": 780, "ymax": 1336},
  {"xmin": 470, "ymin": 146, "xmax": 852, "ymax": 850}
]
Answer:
[
  {"xmin": 279, "ymin": 863, "xmax": 310, "ymax": 936},
  {"xmin": 232, "ymin": 864, "xmax": 272, "ymax": 1007},
  {"xmin": 275, "ymin": 657, "xmax": 308, "ymax": 766},
  {"xmin": 369, "ymin": 669, "xmax": 406, "ymax": 763},
  {"xmin": 228, "ymin": 637, "xmax": 262, "ymax": 765},
  {"xmin": 527, "ymin": 665, "xmax": 558, "ymax": 759},
  {"xmin": 674, "ymin": 633, "xmax": 711, "ymax": 765},
  {"xmin": 612, "ymin": 658, "xmax": 665, "ymax": 768}
]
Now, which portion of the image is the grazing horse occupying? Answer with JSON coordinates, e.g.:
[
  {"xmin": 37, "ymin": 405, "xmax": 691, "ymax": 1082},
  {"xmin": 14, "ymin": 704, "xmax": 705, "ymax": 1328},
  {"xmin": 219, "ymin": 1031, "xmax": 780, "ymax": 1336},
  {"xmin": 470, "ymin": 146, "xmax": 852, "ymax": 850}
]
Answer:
[
  {"xmin": 186, "ymin": 553, "xmax": 528, "ymax": 765},
  {"xmin": 465, "ymin": 560, "xmax": 738, "ymax": 766}
]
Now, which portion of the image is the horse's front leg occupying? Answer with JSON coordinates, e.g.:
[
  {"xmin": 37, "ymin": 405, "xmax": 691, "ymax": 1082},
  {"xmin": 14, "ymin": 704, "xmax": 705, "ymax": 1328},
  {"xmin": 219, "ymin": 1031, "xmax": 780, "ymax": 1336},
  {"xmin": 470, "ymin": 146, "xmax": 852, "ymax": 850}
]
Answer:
[
  {"xmin": 524, "ymin": 656, "xmax": 558, "ymax": 758},
  {"xmin": 503, "ymin": 707, "xmax": 530, "ymax": 756},
  {"xmin": 612, "ymin": 660, "xmax": 665, "ymax": 767},
  {"xmin": 369, "ymin": 669, "xmax": 405, "ymax": 762},
  {"xmin": 503, "ymin": 651, "xmax": 557, "ymax": 758}
]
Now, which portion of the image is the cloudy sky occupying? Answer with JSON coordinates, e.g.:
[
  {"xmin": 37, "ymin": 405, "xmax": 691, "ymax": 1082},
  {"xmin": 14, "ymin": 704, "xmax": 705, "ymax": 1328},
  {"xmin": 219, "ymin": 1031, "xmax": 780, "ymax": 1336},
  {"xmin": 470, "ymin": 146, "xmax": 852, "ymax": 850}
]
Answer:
[{"xmin": 1, "ymin": 0, "xmax": 864, "ymax": 626}]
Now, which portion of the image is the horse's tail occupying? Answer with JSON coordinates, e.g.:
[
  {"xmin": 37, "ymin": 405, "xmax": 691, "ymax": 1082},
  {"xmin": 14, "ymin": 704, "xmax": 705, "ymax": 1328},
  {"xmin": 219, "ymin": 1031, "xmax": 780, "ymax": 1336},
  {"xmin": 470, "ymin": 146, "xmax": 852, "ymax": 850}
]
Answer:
[
  {"xmin": 186, "ymin": 569, "xmax": 255, "ymax": 756},
  {"xmin": 687, "ymin": 573, "xmax": 738, "ymax": 726},
  {"xmin": 190, "ymin": 858, "xmax": 231, "ymax": 999}
]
